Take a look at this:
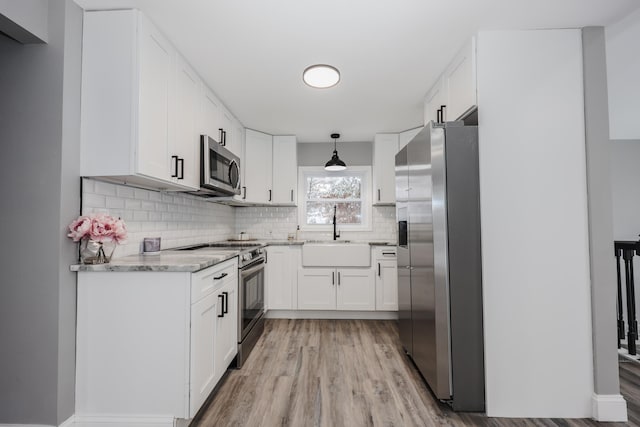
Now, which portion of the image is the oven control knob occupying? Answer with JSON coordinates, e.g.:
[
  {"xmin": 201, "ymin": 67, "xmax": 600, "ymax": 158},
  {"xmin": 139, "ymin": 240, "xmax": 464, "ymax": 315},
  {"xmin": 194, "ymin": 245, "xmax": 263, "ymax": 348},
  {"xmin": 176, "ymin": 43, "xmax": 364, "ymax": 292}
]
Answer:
[
  {"xmin": 257, "ymin": 248, "xmax": 264, "ymax": 254},
  {"xmin": 242, "ymin": 253, "xmax": 252, "ymax": 262}
]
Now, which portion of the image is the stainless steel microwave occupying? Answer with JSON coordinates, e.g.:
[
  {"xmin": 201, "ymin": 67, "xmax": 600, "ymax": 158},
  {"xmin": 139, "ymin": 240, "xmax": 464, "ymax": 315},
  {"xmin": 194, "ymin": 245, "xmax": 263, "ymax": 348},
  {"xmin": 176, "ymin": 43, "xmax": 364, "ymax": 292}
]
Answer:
[{"xmin": 200, "ymin": 134, "xmax": 241, "ymax": 196}]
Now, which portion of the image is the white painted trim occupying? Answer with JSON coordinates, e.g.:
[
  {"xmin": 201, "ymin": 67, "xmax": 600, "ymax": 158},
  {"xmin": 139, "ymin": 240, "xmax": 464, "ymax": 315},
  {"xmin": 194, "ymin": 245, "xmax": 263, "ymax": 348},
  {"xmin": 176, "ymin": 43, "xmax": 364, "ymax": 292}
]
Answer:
[
  {"xmin": 59, "ymin": 416, "xmax": 76, "ymax": 427},
  {"xmin": 73, "ymin": 414, "xmax": 174, "ymax": 427},
  {"xmin": 591, "ymin": 393, "xmax": 628, "ymax": 422},
  {"xmin": 266, "ymin": 309, "xmax": 398, "ymax": 320}
]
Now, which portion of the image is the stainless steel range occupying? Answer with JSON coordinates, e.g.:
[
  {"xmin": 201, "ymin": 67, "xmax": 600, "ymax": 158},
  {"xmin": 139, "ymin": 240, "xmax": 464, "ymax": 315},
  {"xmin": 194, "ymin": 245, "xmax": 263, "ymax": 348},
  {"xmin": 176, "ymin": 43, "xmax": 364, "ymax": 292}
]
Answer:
[{"xmin": 208, "ymin": 243, "xmax": 265, "ymax": 367}]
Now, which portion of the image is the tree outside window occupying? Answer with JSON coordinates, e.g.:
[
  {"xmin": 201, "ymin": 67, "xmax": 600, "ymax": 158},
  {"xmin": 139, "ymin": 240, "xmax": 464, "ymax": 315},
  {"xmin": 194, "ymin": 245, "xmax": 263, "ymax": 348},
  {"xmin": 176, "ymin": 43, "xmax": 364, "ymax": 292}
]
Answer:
[{"xmin": 298, "ymin": 167, "xmax": 371, "ymax": 230}]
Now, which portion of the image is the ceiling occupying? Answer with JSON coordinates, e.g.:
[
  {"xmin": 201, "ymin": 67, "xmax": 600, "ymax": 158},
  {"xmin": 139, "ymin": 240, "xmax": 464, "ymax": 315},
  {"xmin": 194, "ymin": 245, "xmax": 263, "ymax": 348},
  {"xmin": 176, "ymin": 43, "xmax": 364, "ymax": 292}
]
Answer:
[{"xmin": 74, "ymin": 0, "xmax": 639, "ymax": 143}]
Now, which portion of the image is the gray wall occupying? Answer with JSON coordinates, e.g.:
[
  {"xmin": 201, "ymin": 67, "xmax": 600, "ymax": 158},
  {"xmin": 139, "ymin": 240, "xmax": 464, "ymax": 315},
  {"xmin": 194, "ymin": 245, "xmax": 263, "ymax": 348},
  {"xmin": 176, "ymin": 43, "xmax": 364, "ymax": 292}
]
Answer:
[
  {"xmin": 298, "ymin": 141, "xmax": 372, "ymax": 167},
  {"xmin": 611, "ymin": 140, "xmax": 640, "ymax": 240},
  {"xmin": 0, "ymin": 0, "xmax": 82, "ymax": 424},
  {"xmin": 582, "ymin": 27, "xmax": 621, "ymax": 397},
  {"xmin": 0, "ymin": 0, "xmax": 49, "ymax": 42}
]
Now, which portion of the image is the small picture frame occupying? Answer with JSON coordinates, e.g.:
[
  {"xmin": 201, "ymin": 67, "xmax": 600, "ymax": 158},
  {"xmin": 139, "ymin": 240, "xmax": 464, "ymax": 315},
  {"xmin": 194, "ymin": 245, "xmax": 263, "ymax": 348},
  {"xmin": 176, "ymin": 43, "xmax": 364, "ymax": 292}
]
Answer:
[{"xmin": 143, "ymin": 237, "xmax": 161, "ymax": 255}]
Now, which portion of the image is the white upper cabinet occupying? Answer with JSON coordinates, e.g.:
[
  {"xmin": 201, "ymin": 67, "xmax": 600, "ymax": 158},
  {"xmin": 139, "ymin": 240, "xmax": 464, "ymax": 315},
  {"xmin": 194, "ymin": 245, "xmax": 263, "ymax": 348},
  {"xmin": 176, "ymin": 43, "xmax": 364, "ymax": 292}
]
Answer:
[
  {"xmin": 445, "ymin": 37, "xmax": 477, "ymax": 121},
  {"xmin": 424, "ymin": 37, "xmax": 477, "ymax": 125},
  {"xmin": 237, "ymin": 131, "xmax": 297, "ymax": 206},
  {"xmin": 424, "ymin": 77, "xmax": 446, "ymax": 125},
  {"xmin": 200, "ymin": 86, "xmax": 223, "ymax": 144},
  {"xmin": 243, "ymin": 129, "xmax": 273, "ymax": 204},
  {"xmin": 137, "ymin": 15, "xmax": 173, "ymax": 183},
  {"xmin": 81, "ymin": 9, "xmax": 242, "ymax": 192},
  {"xmin": 221, "ymin": 108, "xmax": 239, "ymax": 156},
  {"xmin": 81, "ymin": 10, "xmax": 195, "ymax": 191},
  {"xmin": 172, "ymin": 54, "xmax": 201, "ymax": 189},
  {"xmin": 272, "ymin": 136, "xmax": 298, "ymax": 205},
  {"xmin": 398, "ymin": 127, "xmax": 422, "ymax": 150},
  {"xmin": 373, "ymin": 133, "xmax": 399, "ymax": 205}
]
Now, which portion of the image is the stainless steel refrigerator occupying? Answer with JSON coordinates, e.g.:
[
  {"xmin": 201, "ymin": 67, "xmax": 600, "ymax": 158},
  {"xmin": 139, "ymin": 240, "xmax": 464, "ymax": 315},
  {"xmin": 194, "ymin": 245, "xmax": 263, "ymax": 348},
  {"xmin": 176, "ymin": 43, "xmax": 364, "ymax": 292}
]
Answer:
[{"xmin": 396, "ymin": 120, "xmax": 484, "ymax": 412}]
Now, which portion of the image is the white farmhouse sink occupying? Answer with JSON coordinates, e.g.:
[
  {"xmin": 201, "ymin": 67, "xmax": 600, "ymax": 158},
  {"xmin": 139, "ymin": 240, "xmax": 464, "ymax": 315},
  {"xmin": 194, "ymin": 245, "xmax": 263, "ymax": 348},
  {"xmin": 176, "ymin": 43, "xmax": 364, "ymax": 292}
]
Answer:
[{"xmin": 302, "ymin": 242, "xmax": 370, "ymax": 267}]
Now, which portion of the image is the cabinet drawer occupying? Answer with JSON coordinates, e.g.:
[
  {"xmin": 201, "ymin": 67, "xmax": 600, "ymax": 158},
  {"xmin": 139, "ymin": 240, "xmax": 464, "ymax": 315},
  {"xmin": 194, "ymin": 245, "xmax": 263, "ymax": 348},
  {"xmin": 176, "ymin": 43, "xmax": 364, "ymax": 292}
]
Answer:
[
  {"xmin": 191, "ymin": 259, "xmax": 238, "ymax": 303},
  {"xmin": 374, "ymin": 247, "xmax": 397, "ymax": 259}
]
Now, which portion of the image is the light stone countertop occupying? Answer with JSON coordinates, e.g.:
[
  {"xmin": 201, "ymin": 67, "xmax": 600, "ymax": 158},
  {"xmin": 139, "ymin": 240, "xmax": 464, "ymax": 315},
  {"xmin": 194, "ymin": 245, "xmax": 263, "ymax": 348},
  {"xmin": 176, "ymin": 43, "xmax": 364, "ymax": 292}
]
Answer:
[
  {"xmin": 70, "ymin": 240, "xmax": 395, "ymax": 273},
  {"xmin": 70, "ymin": 250, "xmax": 242, "ymax": 273}
]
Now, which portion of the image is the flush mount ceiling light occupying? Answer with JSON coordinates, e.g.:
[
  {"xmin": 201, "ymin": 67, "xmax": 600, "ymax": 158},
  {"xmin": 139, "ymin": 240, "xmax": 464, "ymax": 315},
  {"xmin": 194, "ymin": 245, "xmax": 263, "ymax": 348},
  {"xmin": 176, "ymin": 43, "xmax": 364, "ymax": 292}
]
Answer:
[
  {"xmin": 324, "ymin": 133, "xmax": 346, "ymax": 171},
  {"xmin": 303, "ymin": 64, "xmax": 340, "ymax": 88}
]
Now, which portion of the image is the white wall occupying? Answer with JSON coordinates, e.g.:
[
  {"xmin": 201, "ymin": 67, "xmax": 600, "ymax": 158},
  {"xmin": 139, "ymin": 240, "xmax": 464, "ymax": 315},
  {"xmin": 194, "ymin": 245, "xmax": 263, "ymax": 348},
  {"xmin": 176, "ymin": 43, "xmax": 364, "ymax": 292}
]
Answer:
[
  {"xmin": 477, "ymin": 29, "xmax": 593, "ymax": 417},
  {"xmin": 606, "ymin": 7, "xmax": 640, "ymax": 140}
]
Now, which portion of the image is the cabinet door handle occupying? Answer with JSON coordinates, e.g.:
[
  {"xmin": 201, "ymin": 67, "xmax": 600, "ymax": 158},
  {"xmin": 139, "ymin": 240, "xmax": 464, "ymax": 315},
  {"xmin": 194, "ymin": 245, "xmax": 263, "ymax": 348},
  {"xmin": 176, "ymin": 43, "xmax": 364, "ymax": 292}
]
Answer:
[
  {"xmin": 222, "ymin": 291, "xmax": 228, "ymax": 314},
  {"xmin": 382, "ymin": 251, "xmax": 396, "ymax": 256},
  {"xmin": 268, "ymin": 189, "xmax": 272, "ymax": 202},
  {"xmin": 338, "ymin": 272, "xmax": 341, "ymax": 285},
  {"xmin": 222, "ymin": 130, "xmax": 227, "ymax": 146},
  {"xmin": 171, "ymin": 155, "xmax": 179, "ymax": 177},
  {"xmin": 177, "ymin": 158, "xmax": 184, "ymax": 179},
  {"xmin": 242, "ymin": 186, "xmax": 247, "ymax": 200},
  {"xmin": 436, "ymin": 108, "xmax": 442, "ymax": 124},
  {"xmin": 213, "ymin": 273, "xmax": 228, "ymax": 280},
  {"xmin": 332, "ymin": 271, "xmax": 335, "ymax": 285},
  {"xmin": 291, "ymin": 189, "xmax": 294, "ymax": 202},
  {"xmin": 440, "ymin": 105, "xmax": 447, "ymax": 122},
  {"xmin": 219, "ymin": 128, "xmax": 224, "ymax": 145},
  {"xmin": 217, "ymin": 294, "xmax": 224, "ymax": 317},
  {"xmin": 378, "ymin": 263, "xmax": 381, "ymax": 277},
  {"xmin": 378, "ymin": 189, "xmax": 381, "ymax": 201}
]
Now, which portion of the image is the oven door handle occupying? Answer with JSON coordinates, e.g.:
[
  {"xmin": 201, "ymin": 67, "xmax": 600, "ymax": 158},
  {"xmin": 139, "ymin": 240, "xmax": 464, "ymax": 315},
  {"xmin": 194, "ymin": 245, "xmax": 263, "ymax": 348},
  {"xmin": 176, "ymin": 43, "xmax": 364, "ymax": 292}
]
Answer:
[{"xmin": 240, "ymin": 258, "xmax": 265, "ymax": 276}]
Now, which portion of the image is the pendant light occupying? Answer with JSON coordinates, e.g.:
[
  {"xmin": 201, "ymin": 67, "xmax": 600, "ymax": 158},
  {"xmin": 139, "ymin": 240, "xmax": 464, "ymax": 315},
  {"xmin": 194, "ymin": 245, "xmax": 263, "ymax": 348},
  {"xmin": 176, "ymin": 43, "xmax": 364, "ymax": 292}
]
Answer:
[{"xmin": 325, "ymin": 133, "xmax": 346, "ymax": 171}]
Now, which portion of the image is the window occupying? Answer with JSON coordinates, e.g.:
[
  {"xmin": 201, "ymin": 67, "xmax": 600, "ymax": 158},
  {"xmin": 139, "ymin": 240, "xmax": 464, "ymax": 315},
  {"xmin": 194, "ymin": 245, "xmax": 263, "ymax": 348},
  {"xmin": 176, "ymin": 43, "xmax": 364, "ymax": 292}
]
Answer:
[{"xmin": 298, "ymin": 166, "xmax": 371, "ymax": 230}]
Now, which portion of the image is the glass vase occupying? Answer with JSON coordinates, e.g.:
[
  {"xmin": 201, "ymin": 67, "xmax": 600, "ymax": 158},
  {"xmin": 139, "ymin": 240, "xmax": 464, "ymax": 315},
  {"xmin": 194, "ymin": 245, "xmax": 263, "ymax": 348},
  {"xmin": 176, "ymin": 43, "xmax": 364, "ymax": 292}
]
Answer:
[{"xmin": 80, "ymin": 239, "xmax": 116, "ymax": 264}]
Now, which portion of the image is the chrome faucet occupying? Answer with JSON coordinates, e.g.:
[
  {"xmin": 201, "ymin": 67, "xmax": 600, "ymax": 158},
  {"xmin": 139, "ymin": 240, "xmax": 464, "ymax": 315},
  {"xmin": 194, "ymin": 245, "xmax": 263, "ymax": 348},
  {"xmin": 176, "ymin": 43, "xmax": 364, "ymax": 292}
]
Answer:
[{"xmin": 333, "ymin": 205, "xmax": 340, "ymax": 240}]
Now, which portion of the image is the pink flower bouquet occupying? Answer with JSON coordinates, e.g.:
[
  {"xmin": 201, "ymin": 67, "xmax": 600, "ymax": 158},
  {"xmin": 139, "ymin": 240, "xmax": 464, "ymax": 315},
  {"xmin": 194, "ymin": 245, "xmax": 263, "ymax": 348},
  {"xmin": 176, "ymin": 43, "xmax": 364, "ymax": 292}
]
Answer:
[{"xmin": 67, "ymin": 213, "xmax": 128, "ymax": 244}]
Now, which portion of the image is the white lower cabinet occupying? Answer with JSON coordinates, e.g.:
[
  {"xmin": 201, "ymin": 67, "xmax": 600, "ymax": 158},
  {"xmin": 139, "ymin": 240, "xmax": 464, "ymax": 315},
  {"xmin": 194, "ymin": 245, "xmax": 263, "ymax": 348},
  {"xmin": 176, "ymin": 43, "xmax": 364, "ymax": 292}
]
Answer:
[
  {"xmin": 374, "ymin": 247, "xmax": 398, "ymax": 311},
  {"xmin": 297, "ymin": 267, "xmax": 375, "ymax": 310},
  {"xmin": 265, "ymin": 246, "xmax": 300, "ymax": 310},
  {"xmin": 190, "ymin": 262, "xmax": 238, "ymax": 415},
  {"xmin": 190, "ymin": 292, "xmax": 218, "ymax": 414},
  {"xmin": 215, "ymin": 279, "xmax": 237, "ymax": 381},
  {"xmin": 76, "ymin": 258, "xmax": 238, "ymax": 425}
]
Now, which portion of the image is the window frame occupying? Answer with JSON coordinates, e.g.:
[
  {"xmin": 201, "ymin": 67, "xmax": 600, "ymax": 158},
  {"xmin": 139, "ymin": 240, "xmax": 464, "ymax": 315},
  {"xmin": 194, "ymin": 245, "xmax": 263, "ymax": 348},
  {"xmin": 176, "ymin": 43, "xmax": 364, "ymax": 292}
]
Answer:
[{"xmin": 297, "ymin": 166, "xmax": 372, "ymax": 232}]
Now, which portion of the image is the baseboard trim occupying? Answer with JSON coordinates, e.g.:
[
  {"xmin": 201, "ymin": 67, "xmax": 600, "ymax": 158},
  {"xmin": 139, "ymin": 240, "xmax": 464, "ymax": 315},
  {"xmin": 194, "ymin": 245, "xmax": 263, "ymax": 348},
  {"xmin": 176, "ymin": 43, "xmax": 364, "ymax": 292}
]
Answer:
[
  {"xmin": 73, "ymin": 414, "xmax": 174, "ymax": 427},
  {"xmin": 265, "ymin": 310, "xmax": 398, "ymax": 320},
  {"xmin": 591, "ymin": 393, "xmax": 627, "ymax": 422},
  {"xmin": 59, "ymin": 416, "xmax": 75, "ymax": 427}
]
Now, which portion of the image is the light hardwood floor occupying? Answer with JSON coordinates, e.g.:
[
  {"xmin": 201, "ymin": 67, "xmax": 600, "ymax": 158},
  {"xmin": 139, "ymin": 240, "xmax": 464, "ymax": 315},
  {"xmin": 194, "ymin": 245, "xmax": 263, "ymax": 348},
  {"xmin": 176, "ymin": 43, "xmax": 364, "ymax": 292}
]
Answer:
[{"xmin": 194, "ymin": 319, "xmax": 636, "ymax": 426}]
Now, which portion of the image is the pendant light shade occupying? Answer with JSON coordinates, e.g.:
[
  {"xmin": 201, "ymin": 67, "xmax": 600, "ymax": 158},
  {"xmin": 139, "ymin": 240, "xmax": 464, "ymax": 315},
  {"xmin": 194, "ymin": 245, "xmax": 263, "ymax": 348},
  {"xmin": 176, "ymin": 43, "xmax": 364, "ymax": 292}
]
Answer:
[{"xmin": 325, "ymin": 133, "xmax": 346, "ymax": 171}]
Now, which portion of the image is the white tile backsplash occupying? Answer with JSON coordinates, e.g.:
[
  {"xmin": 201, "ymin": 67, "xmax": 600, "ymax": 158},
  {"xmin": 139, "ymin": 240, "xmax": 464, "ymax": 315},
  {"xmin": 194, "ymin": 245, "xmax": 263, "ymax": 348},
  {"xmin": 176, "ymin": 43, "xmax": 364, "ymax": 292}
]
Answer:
[
  {"xmin": 81, "ymin": 178, "xmax": 236, "ymax": 257},
  {"xmin": 235, "ymin": 205, "xmax": 397, "ymax": 242},
  {"xmin": 81, "ymin": 179, "xmax": 398, "ymax": 258}
]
